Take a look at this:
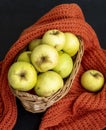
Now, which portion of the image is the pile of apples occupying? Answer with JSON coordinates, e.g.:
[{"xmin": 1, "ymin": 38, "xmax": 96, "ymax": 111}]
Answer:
[{"xmin": 8, "ymin": 29, "xmax": 80, "ymax": 97}]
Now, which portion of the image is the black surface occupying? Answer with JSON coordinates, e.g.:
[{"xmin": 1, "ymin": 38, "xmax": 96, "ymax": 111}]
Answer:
[{"xmin": 0, "ymin": 0, "xmax": 106, "ymax": 130}]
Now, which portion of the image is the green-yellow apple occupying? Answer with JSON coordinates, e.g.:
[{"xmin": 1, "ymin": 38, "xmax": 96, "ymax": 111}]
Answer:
[
  {"xmin": 28, "ymin": 39, "xmax": 41, "ymax": 51},
  {"xmin": 8, "ymin": 61, "xmax": 37, "ymax": 91},
  {"xmin": 63, "ymin": 32, "xmax": 80, "ymax": 57},
  {"xmin": 17, "ymin": 51, "xmax": 31, "ymax": 63},
  {"xmin": 53, "ymin": 51, "xmax": 73, "ymax": 78},
  {"xmin": 31, "ymin": 44, "xmax": 59, "ymax": 72},
  {"xmin": 81, "ymin": 69, "xmax": 105, "ymax": 92},
  {"xmin": 34, "ymin": 71, "xmax": 64, "ymax": 97},
  {"xmin": 42, "ymin": 29, "xmax": 65, "ymax": 51}
]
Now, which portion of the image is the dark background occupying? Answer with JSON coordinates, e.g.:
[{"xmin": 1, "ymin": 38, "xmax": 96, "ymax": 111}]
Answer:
[{"xmin": 0, "ymin": 0, "xmax": 106, "ymax": 130}]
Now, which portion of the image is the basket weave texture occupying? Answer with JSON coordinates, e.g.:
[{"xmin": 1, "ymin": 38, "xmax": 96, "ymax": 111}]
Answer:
[{"xmin": 0, "ymin": 3, "xmax": 106, "ymax": 130}]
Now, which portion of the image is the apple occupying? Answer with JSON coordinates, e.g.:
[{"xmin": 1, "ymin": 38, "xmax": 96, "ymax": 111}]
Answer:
[
  {"xmin": 80, "ymin": 69, "xmax": 105, "ymax": 92},
  {"xmin": 53, "ymin": 51, "xmax": 73, "ymax": 78},
  {"xmin": 28, "ymin": 38, "xmax": 41, "ymax": 51},
  {"xmin": 31, "ymin": 44, "xmax": 59, "ymax": 72},
  {"xmin": 63, "ymin": 32, "xmax": 80, "ymax": 57},
  {"xmin": 34, "ymin": 71, "xmax": 64, "ymax": 97},
  {"xmin": 8, "ymin": 61, "xmax": 37, "ymax": 91},
  {"xmin": 42, "ymin": 29, "xmax": 65, "ymax": 51},
  {"xmin": 17, "ymin": 51, "xmax": 31, "ymax": 63}
]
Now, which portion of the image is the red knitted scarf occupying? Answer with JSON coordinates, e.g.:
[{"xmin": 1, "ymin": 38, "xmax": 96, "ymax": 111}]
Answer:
[{"xmin": 0, "ymin": 3, "xmax": 106, "ymax": 130}]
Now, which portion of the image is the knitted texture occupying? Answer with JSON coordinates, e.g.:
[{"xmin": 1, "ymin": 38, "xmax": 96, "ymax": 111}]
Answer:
[
  {"xmin": 0, "ymin": 61, "xmax": 17, "ymax": 130},
  {"xmin": 0, "ymin": 3, "xmax": 106, "ymax": 130}
]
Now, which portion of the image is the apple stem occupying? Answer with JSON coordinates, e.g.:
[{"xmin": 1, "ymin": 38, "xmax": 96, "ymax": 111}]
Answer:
[
  {"xmin": 90, "ymin": 72, "xmax": 102, "ymax": 78},
  {"xmin": 19, "ymin": 72, "xmax": 26, "ymax": 80},
  {"xmin": 50, "ymin": 30, "xmax": 59, "ymax": 35}
]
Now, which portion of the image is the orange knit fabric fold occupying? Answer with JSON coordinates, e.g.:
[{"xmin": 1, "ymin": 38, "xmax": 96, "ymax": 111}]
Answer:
[
  {"xmin": 0, "ymin": 3, "xmax": 106, "ymax": 129},
  {"xmin": 0, "ymin": 61, "xmax": 17, "ymax": 130},
  {"xmin": 39, "ymin": 48, "xmax": 106, "ymax": 130}
]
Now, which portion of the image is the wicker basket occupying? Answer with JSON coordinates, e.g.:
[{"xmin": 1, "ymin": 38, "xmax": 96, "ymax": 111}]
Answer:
[{"xmin": 10, "ymin": 37, "xmax": 84, "ymax": 113}]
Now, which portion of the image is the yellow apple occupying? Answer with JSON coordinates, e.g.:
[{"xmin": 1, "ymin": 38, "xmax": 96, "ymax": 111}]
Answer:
[
  {"xmin": 63, "ymin": 32, "xmax": 80, "ymax": 57},
  {"xmin": 81, "ymin": 69, "xmax": 105, "ymax": 92},
  {"xmin": 28, "ymin": 39, "xmax": 41, "ymax": 51},
  {"xmin": 53, "ymin": 51, "xmax": 73, "ymax": 78},
  {"xmin": 8, "ymin": 61, "xmax": 37, "ymax": 91},
  {"xmin": 31, "ymin": 44, "xmax": 59, "ymax": 72},
  {"xmin": 17, "ymin": 51, "xmax": 31, "ymax": 63},
  {"xmin": 42, "ymin": 29, "xmax": 65, "ymax": 51},
  {"xmin": 34, "ymin": 71, "xmax": 64, "ymax": 97}
]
